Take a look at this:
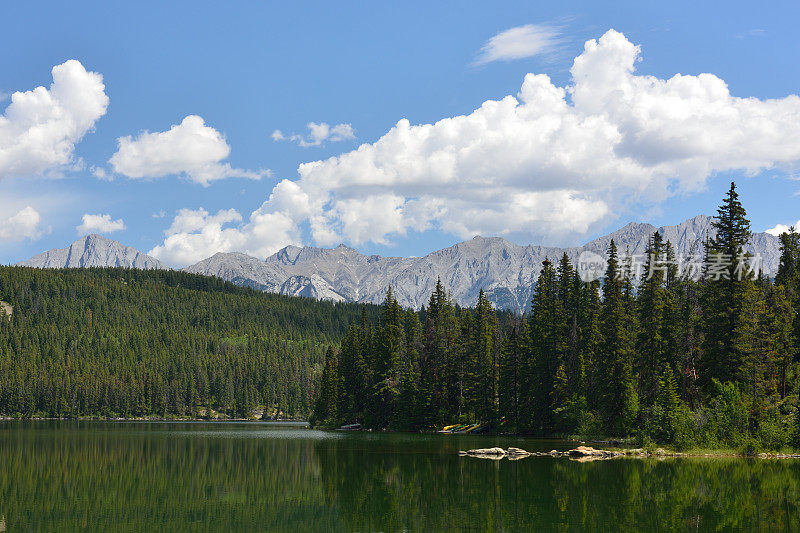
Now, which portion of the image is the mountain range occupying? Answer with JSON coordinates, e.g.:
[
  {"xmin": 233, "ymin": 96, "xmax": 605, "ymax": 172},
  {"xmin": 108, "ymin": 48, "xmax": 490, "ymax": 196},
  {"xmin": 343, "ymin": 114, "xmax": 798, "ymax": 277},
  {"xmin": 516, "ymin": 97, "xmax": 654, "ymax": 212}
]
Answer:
[{"xmin": 14, "ymin": 215, "xmax": 783, "ymax": 312}]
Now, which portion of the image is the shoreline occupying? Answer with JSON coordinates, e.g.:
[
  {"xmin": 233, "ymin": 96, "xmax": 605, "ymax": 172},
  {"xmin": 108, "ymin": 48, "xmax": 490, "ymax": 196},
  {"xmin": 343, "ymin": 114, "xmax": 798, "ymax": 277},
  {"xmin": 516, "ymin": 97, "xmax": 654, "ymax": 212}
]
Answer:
[
  {"xmin": 0, "ymin": 416, "xmax": 308, "ymax": 423},
  {"xmin": 460, "ymin": 445, "xmax": 800, "ymax": 460},
  {"xmin": 4, "ymin": 418, "xmax": 799, "ymax": 459}
]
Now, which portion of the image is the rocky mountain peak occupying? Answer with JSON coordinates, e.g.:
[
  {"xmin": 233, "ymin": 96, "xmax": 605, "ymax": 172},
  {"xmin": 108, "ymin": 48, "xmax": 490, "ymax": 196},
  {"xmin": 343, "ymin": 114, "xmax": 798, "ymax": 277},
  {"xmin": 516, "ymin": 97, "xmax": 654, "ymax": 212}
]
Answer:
[{"xmin": 18, "ymin": 235, "xmax": 168, "ymax": 270}]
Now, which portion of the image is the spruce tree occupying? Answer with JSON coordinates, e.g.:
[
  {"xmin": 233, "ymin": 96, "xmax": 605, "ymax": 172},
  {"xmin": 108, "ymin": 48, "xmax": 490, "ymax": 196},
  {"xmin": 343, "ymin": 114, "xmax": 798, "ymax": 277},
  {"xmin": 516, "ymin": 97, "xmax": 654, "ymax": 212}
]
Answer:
[
  {"xmin": 581, "ymin": 278, "xmax": 603, "ymax": 409},
  {"xmin": 637, "ymin": 232, "xmax": 672, "ymax": 406},
  {"xmin": 470, "ymin": 289, "xmax": 498, "ymax": 423},
  {"xmin": 498, "ymin": 322, "xmax": 523, "ymax": 431},
  {"xmin": 599, "ymin": 240, "xmax": 638, "ymax": 435},
  {"xmin": 558, "ymin": 254, "xmax": 584, "ymax": 393},
  {"xmin": 370, "ymin": 287, "xmax": 403, "ymax": 428},
  {"xmin": 395, "ymin": 310, "xmax": 422, "ymax": 430},
  {"xmin": 525, "ymin": 258, "xmax": 566, "ymax": 433},
  {"xmin": 669, "ymin": 241, "xmax": 704, "ymax": 408},
  {"xmin": 776, "ymin": 227, "xmax": 800, "ymax": 287},
  {"xmin": 650, "ymin": 363, "xmax": 685, "ymax": 444},
  {"xmin": 420, "ymin": 279, "xmax": 457, "ymax": 427},
  {"xmin": 775, "ymin": 228, "xmax": 800, "ymax": 369},
  {"xmin": 701, "ymin": 181, "xmax": 753, "ymax": 389}
]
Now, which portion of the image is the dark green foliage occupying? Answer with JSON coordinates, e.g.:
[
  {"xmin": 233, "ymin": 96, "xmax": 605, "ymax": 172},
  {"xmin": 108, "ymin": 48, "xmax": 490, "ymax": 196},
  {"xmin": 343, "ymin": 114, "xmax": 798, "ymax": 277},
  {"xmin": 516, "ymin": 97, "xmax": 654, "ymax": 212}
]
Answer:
[
  {"xmin": 637, "ymin": 233, "xmax": 674, "ymax": 404},
  {"xmin": 641, "ymin": 364, "xmax": 692, "ymax": 446},
  {"xmin": 421, "ymin": 279, "xmax": 459, "ymax": 427},
  {"xmin": 464, "ymin": 289, "xmax": 499, "ymax": 424},
  {"xmin": 0, "ymin": 266, "xmax": 378, "ymax": 419},
  {"xmin": 524, "ymin": 257, "xmax": 565, "ymax": 433},
  {"xmin": 700, "ymin": 182, "xmax": 754, "ymax": 389},
  {"xmin": 498, "ymin": 321, "xmax": 523, "ymax": 431},
  {"xmin": 310, "ymin": 346, "xmax": 338, "ymax": 425},
  {"xmin": 599, "ymin": 241, "xmax": 639, "ymax": 434},
  {"xmin": 2, "ymin": 186, "xmax": 798, "ymax": 449},
  {"xmin": 312, "ymin": 183, "xmax": 800, "ymax": 449}
]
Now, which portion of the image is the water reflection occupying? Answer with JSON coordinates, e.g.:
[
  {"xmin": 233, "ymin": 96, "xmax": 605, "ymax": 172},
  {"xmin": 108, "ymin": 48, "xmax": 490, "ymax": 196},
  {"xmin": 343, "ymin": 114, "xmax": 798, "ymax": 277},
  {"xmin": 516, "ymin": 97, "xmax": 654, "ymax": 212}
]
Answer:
[{"xmin": 0, "ymin": 421, "xmax": 798, "ymax": 531}]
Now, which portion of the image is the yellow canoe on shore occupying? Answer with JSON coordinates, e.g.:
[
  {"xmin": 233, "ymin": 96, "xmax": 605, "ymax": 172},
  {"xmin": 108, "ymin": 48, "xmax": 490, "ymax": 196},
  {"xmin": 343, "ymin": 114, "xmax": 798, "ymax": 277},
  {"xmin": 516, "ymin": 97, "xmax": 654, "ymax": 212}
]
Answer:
[{"xmin": 439, "ymin": 423, "xmax": 484, "ymax": 433}]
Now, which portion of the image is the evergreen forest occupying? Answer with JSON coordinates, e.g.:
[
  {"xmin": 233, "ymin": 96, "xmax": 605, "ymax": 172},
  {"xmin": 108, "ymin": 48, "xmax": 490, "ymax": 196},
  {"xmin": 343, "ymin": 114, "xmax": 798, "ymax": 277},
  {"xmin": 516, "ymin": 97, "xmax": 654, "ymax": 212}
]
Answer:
[
  {"xmin": 312, "ymin": 183, "xmax": 800, "ymax": 450},
  {"xmin": 0, "ymin": 267, "xmax": 379, "ymax": 419},
  {"xmin": 2, "ymin": 183, "xmax": 800, "ymax": 449}
]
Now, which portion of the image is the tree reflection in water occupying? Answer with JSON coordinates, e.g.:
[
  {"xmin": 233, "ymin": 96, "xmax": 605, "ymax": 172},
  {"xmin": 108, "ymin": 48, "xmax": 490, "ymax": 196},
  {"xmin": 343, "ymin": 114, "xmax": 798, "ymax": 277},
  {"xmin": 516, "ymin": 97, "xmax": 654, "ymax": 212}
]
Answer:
[{"xmin": 1, "ymin": 422, "xmax": 798, "ymax": 531}]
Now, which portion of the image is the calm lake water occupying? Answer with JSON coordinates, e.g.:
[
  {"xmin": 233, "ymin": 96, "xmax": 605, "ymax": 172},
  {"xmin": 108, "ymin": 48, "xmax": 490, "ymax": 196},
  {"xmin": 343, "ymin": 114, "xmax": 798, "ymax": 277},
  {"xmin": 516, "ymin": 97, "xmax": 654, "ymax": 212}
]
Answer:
[{"xmin": 1, "ymin": 421, "xmax": 798, "ymax": 531}]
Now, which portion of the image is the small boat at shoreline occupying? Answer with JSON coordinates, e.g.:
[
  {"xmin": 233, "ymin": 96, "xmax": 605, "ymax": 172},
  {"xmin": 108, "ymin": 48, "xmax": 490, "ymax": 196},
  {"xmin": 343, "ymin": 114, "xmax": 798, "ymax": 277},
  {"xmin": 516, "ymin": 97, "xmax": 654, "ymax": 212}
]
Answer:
[
  {"xmin": 438, "ymin": 423, "xmax": 486, "ymax": 434},
  {"xmin": 336, "ymin": 423, "xmax": 363, "ymax": 431}
]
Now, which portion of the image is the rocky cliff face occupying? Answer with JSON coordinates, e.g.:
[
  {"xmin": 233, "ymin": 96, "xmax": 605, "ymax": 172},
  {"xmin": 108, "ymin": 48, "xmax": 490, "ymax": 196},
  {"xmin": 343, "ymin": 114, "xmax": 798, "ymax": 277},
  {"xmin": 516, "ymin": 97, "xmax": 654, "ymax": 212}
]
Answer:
[
  {"xmin": 17, "ymin": 234, "xmax": 168, "ymax": 270},
  {"xmin": 184, "ymin": 215, "xmax": 782, "ymax": 312}
]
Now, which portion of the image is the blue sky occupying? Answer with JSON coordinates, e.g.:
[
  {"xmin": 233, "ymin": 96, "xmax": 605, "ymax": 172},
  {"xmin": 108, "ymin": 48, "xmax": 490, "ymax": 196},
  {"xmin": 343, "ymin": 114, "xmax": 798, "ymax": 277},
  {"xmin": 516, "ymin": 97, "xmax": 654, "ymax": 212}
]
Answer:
[{"xmin": 1, "ymin": 1, "xmax": 799, "ymax": 265}]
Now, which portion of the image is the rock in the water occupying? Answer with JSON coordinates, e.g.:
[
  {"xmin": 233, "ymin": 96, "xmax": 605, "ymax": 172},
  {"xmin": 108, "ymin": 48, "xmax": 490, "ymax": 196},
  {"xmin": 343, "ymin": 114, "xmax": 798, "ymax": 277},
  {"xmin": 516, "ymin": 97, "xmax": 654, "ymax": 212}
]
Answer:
[
  {"xmin": 506, "ymin": 447, "xmax": 532, "ymax": 460},
  {"xmin": 461, "ymin": 447, "xmax": 536, "ymax": 461},
  {"xmin": 506, "ymin": 447, "xmax": 530, "ymax": 456},
  {"xmin": 568, "ymin": 446, "xmax": 605, "ymax": 457},
  {"xmin": 465, "ymin": 447, "xmax": 506, "ymax": 457}
]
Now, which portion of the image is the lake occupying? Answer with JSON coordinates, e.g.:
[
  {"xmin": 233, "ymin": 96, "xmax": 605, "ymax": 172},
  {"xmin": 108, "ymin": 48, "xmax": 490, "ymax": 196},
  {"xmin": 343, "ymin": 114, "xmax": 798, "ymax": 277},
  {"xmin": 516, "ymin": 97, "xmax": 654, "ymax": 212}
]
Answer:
[{"xmin": 0, "ymin": 421, "xmax": 798, "ymax": 531}]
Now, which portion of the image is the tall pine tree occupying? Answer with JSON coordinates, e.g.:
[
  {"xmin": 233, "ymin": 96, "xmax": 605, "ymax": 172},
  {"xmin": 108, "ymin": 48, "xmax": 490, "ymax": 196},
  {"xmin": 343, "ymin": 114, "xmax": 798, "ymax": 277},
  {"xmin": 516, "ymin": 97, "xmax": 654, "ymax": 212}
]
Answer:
[
  {"xmin": 599, "ymin": 240, "xmax": 638, "ymax": 434},
  {"xmin": 701, "ymin": 181, "xmax": 753, "ymax": 389}
]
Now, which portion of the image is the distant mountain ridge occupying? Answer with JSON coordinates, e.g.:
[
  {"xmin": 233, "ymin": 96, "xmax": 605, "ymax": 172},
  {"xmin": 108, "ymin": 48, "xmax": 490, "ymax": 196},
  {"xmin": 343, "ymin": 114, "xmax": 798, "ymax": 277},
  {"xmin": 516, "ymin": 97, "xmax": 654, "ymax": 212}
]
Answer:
[
  {"xmin": 185, "ymin": 214, "xmax": 781, "ymax": 311},
  {"xmin": 16, "ymin": 216, "xmax": 783, "ymax": 311},
  {"xmin": 18, "ymin": 234, "xmax": 168, "ymax": 270}
]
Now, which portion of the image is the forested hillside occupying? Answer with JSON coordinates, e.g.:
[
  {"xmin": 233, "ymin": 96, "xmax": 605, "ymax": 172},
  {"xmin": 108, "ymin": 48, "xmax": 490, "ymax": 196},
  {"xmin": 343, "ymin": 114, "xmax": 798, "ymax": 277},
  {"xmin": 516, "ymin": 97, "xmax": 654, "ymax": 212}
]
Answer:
[
  {"xmin": 4, "ymin": 183, "xmax": 800, "ymax": 450},
  {"xmin": 0, "ymin": 267, "xmax": 379, "ymax": 418},
  {"xmin": 313, "ymin": 183, "xmax": 800, "ymax": 450}
]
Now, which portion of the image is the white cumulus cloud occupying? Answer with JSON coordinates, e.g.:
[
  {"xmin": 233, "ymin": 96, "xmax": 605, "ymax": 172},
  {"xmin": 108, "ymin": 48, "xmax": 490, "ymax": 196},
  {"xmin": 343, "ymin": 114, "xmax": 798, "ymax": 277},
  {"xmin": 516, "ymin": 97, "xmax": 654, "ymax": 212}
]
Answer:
[
  {"xmin": 273, "ymin": 122, "xmax": 355, "ymax": 147},
  {"xmin": 766, "ymin": 220, "xmax": 800, "ymax": 236},
  {"xmin": 90, "ymin": 166, "xmax": 111, "ymax": 180},
  {"xmin": 0, "ymin": 60, "xmax": 108, "ymax": 179},
  {"xmin": 148, "ymin": 206, "xmax": 300, "ymax": 266},
  {"xmin": 474, "ymin": 24, "xmax": 562, "ymax": 65},
  {"xmin": 152, "ymin": 29, "xmax": 800, "ymax": 264},
  {"xmin": 76, "ymin": 213, "xmax": 126, "ymax": 235},
  {"xmin": 109, "ymin": 115, "xmax": 267, "ymax": 186},
  {"xmin": 0, "ymin": 206, "xmax": 43, "ymax": 242}
]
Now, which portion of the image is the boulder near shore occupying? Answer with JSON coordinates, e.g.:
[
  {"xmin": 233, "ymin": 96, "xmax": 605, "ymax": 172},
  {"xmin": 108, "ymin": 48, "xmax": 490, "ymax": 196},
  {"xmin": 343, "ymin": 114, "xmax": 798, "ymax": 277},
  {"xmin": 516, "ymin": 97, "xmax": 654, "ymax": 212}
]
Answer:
[
  {"xmin": 459, "ymin": 446, "xmax": 620, "ymax": 460},
  {"xmin": 459, "ymin": 445, "xmax": 800, "ymax": 461}
]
